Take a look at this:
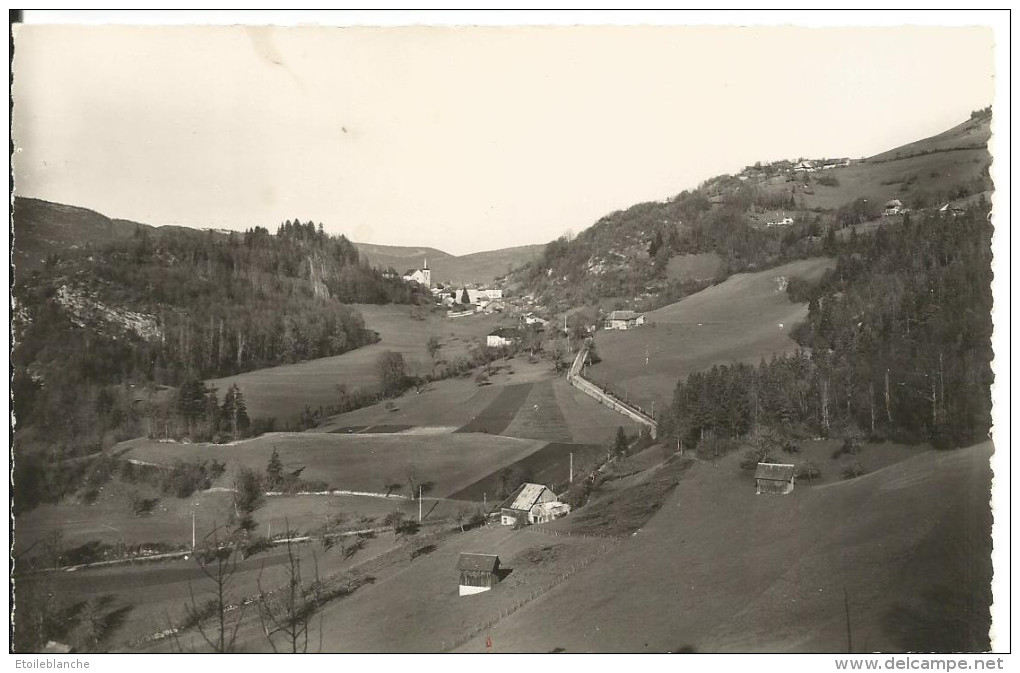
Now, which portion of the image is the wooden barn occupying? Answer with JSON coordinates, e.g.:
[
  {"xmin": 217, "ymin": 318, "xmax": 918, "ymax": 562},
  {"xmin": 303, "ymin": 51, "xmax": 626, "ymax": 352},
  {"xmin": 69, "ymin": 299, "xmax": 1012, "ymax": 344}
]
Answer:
[
  {"xmin": 755, "ymin": 462, "xmax": 796, "ymax": 495},
  {"xmin": 457, "ymin": 553, "xmax": 501, "ymax": 596}
]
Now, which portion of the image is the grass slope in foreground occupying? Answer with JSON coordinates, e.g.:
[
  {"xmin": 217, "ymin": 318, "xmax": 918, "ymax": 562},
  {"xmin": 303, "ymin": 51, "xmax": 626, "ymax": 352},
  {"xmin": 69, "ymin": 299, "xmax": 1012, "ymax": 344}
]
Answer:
[{"xmin": 452, "ymin": 441, "xmax": 992, "ymax": 653}]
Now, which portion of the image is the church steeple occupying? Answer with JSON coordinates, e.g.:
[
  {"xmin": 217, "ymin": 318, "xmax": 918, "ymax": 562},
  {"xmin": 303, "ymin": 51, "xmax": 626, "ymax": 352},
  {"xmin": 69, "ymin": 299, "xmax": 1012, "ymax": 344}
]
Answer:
[{"xmin": 423, "ymin": 257, "xmax": 428, "ymax": 270}]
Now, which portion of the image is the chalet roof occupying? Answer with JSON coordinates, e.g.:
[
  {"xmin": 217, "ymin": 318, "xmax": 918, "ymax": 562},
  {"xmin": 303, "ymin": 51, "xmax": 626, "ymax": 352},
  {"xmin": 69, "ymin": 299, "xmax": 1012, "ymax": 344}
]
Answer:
[
  {"xmin": 501, "ymin": 482, "xmax": 551, "ymax": 511},
  {"xmin": 457, "ymin": 553, "xmax": 500, "ymax": 573},
  {"xmin": 488, "ymin": 327, "xmax": 520, "ymax": 339},
  {"xmin": 608, "ymin": 310, "xmax": 643, "ymax": 321},
  {"xmin": 755, "ymin": 463, "xmax": 796, "ymax": 482}
]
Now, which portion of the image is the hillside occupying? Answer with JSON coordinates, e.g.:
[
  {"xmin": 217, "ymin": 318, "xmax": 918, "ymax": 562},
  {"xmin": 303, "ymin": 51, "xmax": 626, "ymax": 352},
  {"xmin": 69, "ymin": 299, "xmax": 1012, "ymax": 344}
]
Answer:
[
  {"xmin": 356, "ymin": 241, "xmax": 544, "ymax": 286},
  {"xmin": 451, "ymin": 441, "xmax": 992, "ymax": 653},
  {"xmin": 11, "ymin": 197, "xmax": 151, "ymax": 272},
  {"xmin": 585, "ymin": 257, "xmax": 835, "ymax": 412},
  {"xmin": 508, "ymin": 111, "xmax": 992, "ymax": 309},
  {"xmin": 11, "ymin": 201, "xmax": 425, "ymax": 475}
]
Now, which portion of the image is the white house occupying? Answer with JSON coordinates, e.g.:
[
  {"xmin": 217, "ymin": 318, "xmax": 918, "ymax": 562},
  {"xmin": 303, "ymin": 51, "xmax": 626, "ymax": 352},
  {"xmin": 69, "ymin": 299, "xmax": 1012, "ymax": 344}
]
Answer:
[
  {"xmin": 402, "ymin": 259, "xmax": 431, "ymax": 287},
  {"xmin": 486, "ymin": 327, "xmax": 519, "ymax": 349},
  {"xmin": 883, "ymin": 199, "xmax": 903, "ymax": 216},
  {"xmin": 604, "ymin": 310, "xmax": 646, "ymax": 330},
  {"xmin": 793, "ymin": 160, "xmax": 816, "ymax": 172},
  {"xmin": 499, "ymin": 483, "xmax": 570, "ymax": 526},
  {"xmin": 766, "ymin": 215, "xmax": 795, "ymax": 227}
]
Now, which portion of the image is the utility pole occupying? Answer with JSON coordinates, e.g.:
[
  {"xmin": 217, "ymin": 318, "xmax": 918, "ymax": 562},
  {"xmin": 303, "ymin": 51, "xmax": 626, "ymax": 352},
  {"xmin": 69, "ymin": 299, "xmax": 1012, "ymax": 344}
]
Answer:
[
  {"xmin": 419, "ymin": 485, "xmax": 423, "ymax": 523},
  {"xmin": 569, "ymin": 452, "xmax": 573, "ymax": 485},
  {"xmin": 192, "ymin": 511, "xmax": 196, "ymax": 551}
]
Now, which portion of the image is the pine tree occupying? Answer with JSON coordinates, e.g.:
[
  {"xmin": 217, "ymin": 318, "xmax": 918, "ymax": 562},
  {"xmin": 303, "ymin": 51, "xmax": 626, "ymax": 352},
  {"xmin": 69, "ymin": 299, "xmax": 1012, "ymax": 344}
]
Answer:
[
  {"xmin": 221, "ymin": 383, "xmax": 250, "ymax": 440},
  {"xmin": 613, "ymin": 426, "xmax": 629, "ymax": 458},
  {"xmin": 266, "ymin": 447, "xmax": 283, "ymax": 490}
]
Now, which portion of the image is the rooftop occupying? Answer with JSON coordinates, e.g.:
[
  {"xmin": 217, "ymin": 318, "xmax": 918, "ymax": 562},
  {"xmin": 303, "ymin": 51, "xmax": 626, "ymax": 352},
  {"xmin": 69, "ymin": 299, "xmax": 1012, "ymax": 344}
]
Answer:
[
  {"xmin": 502, "ymin": 482, "xmax": 551, "ymax": 511},
  {"xmin": 755, "ymin": 462, "xmax": 796, "ymax": 481},
  {"xmin": 457, "ymin": 553, "xmax": 500, "ymax": 573}
]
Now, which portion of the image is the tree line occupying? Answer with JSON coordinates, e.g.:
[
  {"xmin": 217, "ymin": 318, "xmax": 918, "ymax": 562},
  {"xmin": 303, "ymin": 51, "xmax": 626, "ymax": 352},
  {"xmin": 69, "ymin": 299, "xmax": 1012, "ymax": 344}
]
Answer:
[
  {"xmin": 663, "ymin": 201, "xmax": 993, "ymax": 450},
  {"xmin": 12, "ymin": 218, "xmax": 423, "ymax": 469}
]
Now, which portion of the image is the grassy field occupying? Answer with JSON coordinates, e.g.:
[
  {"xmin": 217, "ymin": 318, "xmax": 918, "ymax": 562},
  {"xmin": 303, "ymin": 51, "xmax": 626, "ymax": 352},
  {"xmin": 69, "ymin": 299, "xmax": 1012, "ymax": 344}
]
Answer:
[
  {"xmin": 206, "ymin": 304, "xmax": 505, "ymax": 422},
  {"xmin": 448, "ymin": 441, "xmax": 605, "ymax": 503},
  {"xmin": 122, "ymin": 432, "xmax": 548, "ymax": 500},
  {"xmin": 293, "ymin": 525, "xmax": 609, "ymax": 653},
  {"xmin": 316, "ymin": 363, "xmax": 630, "ymax": 446},
  {"xmin": 14, "ymin": 487, "xmax": 237, "ymax": 557},
  {"xmin": 452, "ymin": 441, "xmax": 992, "ymax": 653},
  {"xmin": 455, "ymin": 383, "xmax": 535, "ymax": 435},
  {"xmin": 17, "ymin": 527, "xmax": 404, "ymax": 651},
  {"xmin": 586, "ymin": 257, "xmax": 835, "ymax": 412},
  {"xmin": 665, "ymin": 252, "xmax": 725, "ymax": 282},
  {"xmin": 795, "ymin": 148, "xmax": 989, "ymax": 211}
]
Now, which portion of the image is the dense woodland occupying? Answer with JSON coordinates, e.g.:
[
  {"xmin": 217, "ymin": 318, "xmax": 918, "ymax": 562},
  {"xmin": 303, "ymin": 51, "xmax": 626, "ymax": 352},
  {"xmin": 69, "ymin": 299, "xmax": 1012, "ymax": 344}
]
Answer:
[
  {"xmin": 12, "ymin": 215, "xmax": 424, "ymax": 470},
  {"xmin": 663, "ymin": 201, "xmax": 994, "ymax": 450}
]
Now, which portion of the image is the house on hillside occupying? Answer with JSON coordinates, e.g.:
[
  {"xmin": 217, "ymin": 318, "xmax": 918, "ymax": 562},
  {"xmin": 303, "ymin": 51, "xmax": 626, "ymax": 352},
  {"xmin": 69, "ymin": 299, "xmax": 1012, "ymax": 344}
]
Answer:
[
  {"xmin": 766, "ymin": 215, "xmax": 795, "ymax": 228},
  {"xmin": 522, "ymin": 312, "xmax": 549, "ymax": 328},
  {"xmin": 604, "ymin": 310, "xmax": 646, "ymax": 330},
  {"xmin": 487, "ymin": 327, "xmax": 520, "ymax": 348},
  {"xmin": 821, "ymin": 158, "xmax": 850, "ymax": 170},
  {"xmin": 755, "ymin": 463, "xmax": 796, "ymax": 495},
  {"xmin": 402, "ymin": 259, "xmax": 431, "ymax": 287},
  {"xmin": 794, "ymin": 160, "xmax": 816, "ymax": 172},
  {"xmin": 499, "ymin": 483, "xmax": 570, "ymax": 526},
  {"xmin": 466, "ymin": 288, "xmax": 504, "ymax": 304},
  {"xmin": 883, "ymin": 199, "xmax": 903, "ymax": 216},
  {"xmin": 457, "ymin": 553, "xmax": 501, "ymax": 596}
]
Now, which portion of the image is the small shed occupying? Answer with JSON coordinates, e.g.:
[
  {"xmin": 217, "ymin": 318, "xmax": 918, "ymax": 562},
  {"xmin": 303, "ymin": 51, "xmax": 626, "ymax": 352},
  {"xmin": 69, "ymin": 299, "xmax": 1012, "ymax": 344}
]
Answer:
[
  {"xmin": 755, "ymin": 462, "xmax": 796, "ymax": 495},
  {"xmin": 457, "ymin": 553, "xmax": 501, "ymax": 596}
]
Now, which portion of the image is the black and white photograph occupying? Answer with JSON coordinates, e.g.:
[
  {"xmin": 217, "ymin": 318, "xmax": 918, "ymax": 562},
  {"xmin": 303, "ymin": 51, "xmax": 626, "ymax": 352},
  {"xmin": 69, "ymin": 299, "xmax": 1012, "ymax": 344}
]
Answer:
[{"xmin": 8, "ymin": 10, "xmax": 1010, "ymax": 663}]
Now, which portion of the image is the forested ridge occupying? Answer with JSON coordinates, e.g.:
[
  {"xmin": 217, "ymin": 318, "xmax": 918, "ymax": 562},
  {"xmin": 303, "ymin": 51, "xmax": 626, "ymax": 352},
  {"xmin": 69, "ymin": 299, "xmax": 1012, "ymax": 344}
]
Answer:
[
  {"xmin": 664, "ymin": 201, "xmax": 994, "ymax": 450},
  {"xmin": 12, "ymin": 204, "xmax": 426, "ymax": 464}
]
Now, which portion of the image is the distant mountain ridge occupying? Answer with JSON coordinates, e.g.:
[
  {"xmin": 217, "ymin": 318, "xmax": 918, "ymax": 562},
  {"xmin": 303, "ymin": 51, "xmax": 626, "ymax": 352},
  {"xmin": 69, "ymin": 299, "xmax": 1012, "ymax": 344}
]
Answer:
[
  {"xmin": 354, "ymin": 241, "xmax": 544, "ymax": 286},
  {"xmin": 10, "ymin": 197, "xmax": 544, "ymax": 286}
]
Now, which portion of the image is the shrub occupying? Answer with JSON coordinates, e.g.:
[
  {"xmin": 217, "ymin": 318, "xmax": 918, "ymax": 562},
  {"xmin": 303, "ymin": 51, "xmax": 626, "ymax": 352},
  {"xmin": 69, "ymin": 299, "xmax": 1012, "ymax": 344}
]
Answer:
[
  {"xmin": 159, "ymin": 459, "xmax": 219, "ymax": 498},
  {"xmin": 797, "ymin": 461, "xmax": 821, "ymax": 483},
  {"xmin": 62, "ymin": 540, "xmax": 115, "ymax": 566},
  {"xmin": 241, "ymin": 536, "xmax": 274, "ymax": 559},
  {"xmin": 842, "ymin": 461, "xmax": 867, "ymax": 480},
  {"xmin": 129, "ymin": 493, "xmax": 159, "ymax": 516},
  {"xmin": 695, "ymin": 436, "xmax": 740, "ymax": 461},
  {"xmin": 816, "ymin": 174, "xmax": 839, "ymax": 187}
]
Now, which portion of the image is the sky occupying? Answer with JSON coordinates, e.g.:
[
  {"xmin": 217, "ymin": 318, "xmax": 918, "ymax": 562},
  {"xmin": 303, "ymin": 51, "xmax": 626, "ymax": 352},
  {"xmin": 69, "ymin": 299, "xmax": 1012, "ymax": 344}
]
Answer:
[{"xmin": 12, "ymin": 19, "xmax": 996, "ymax": 256}]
